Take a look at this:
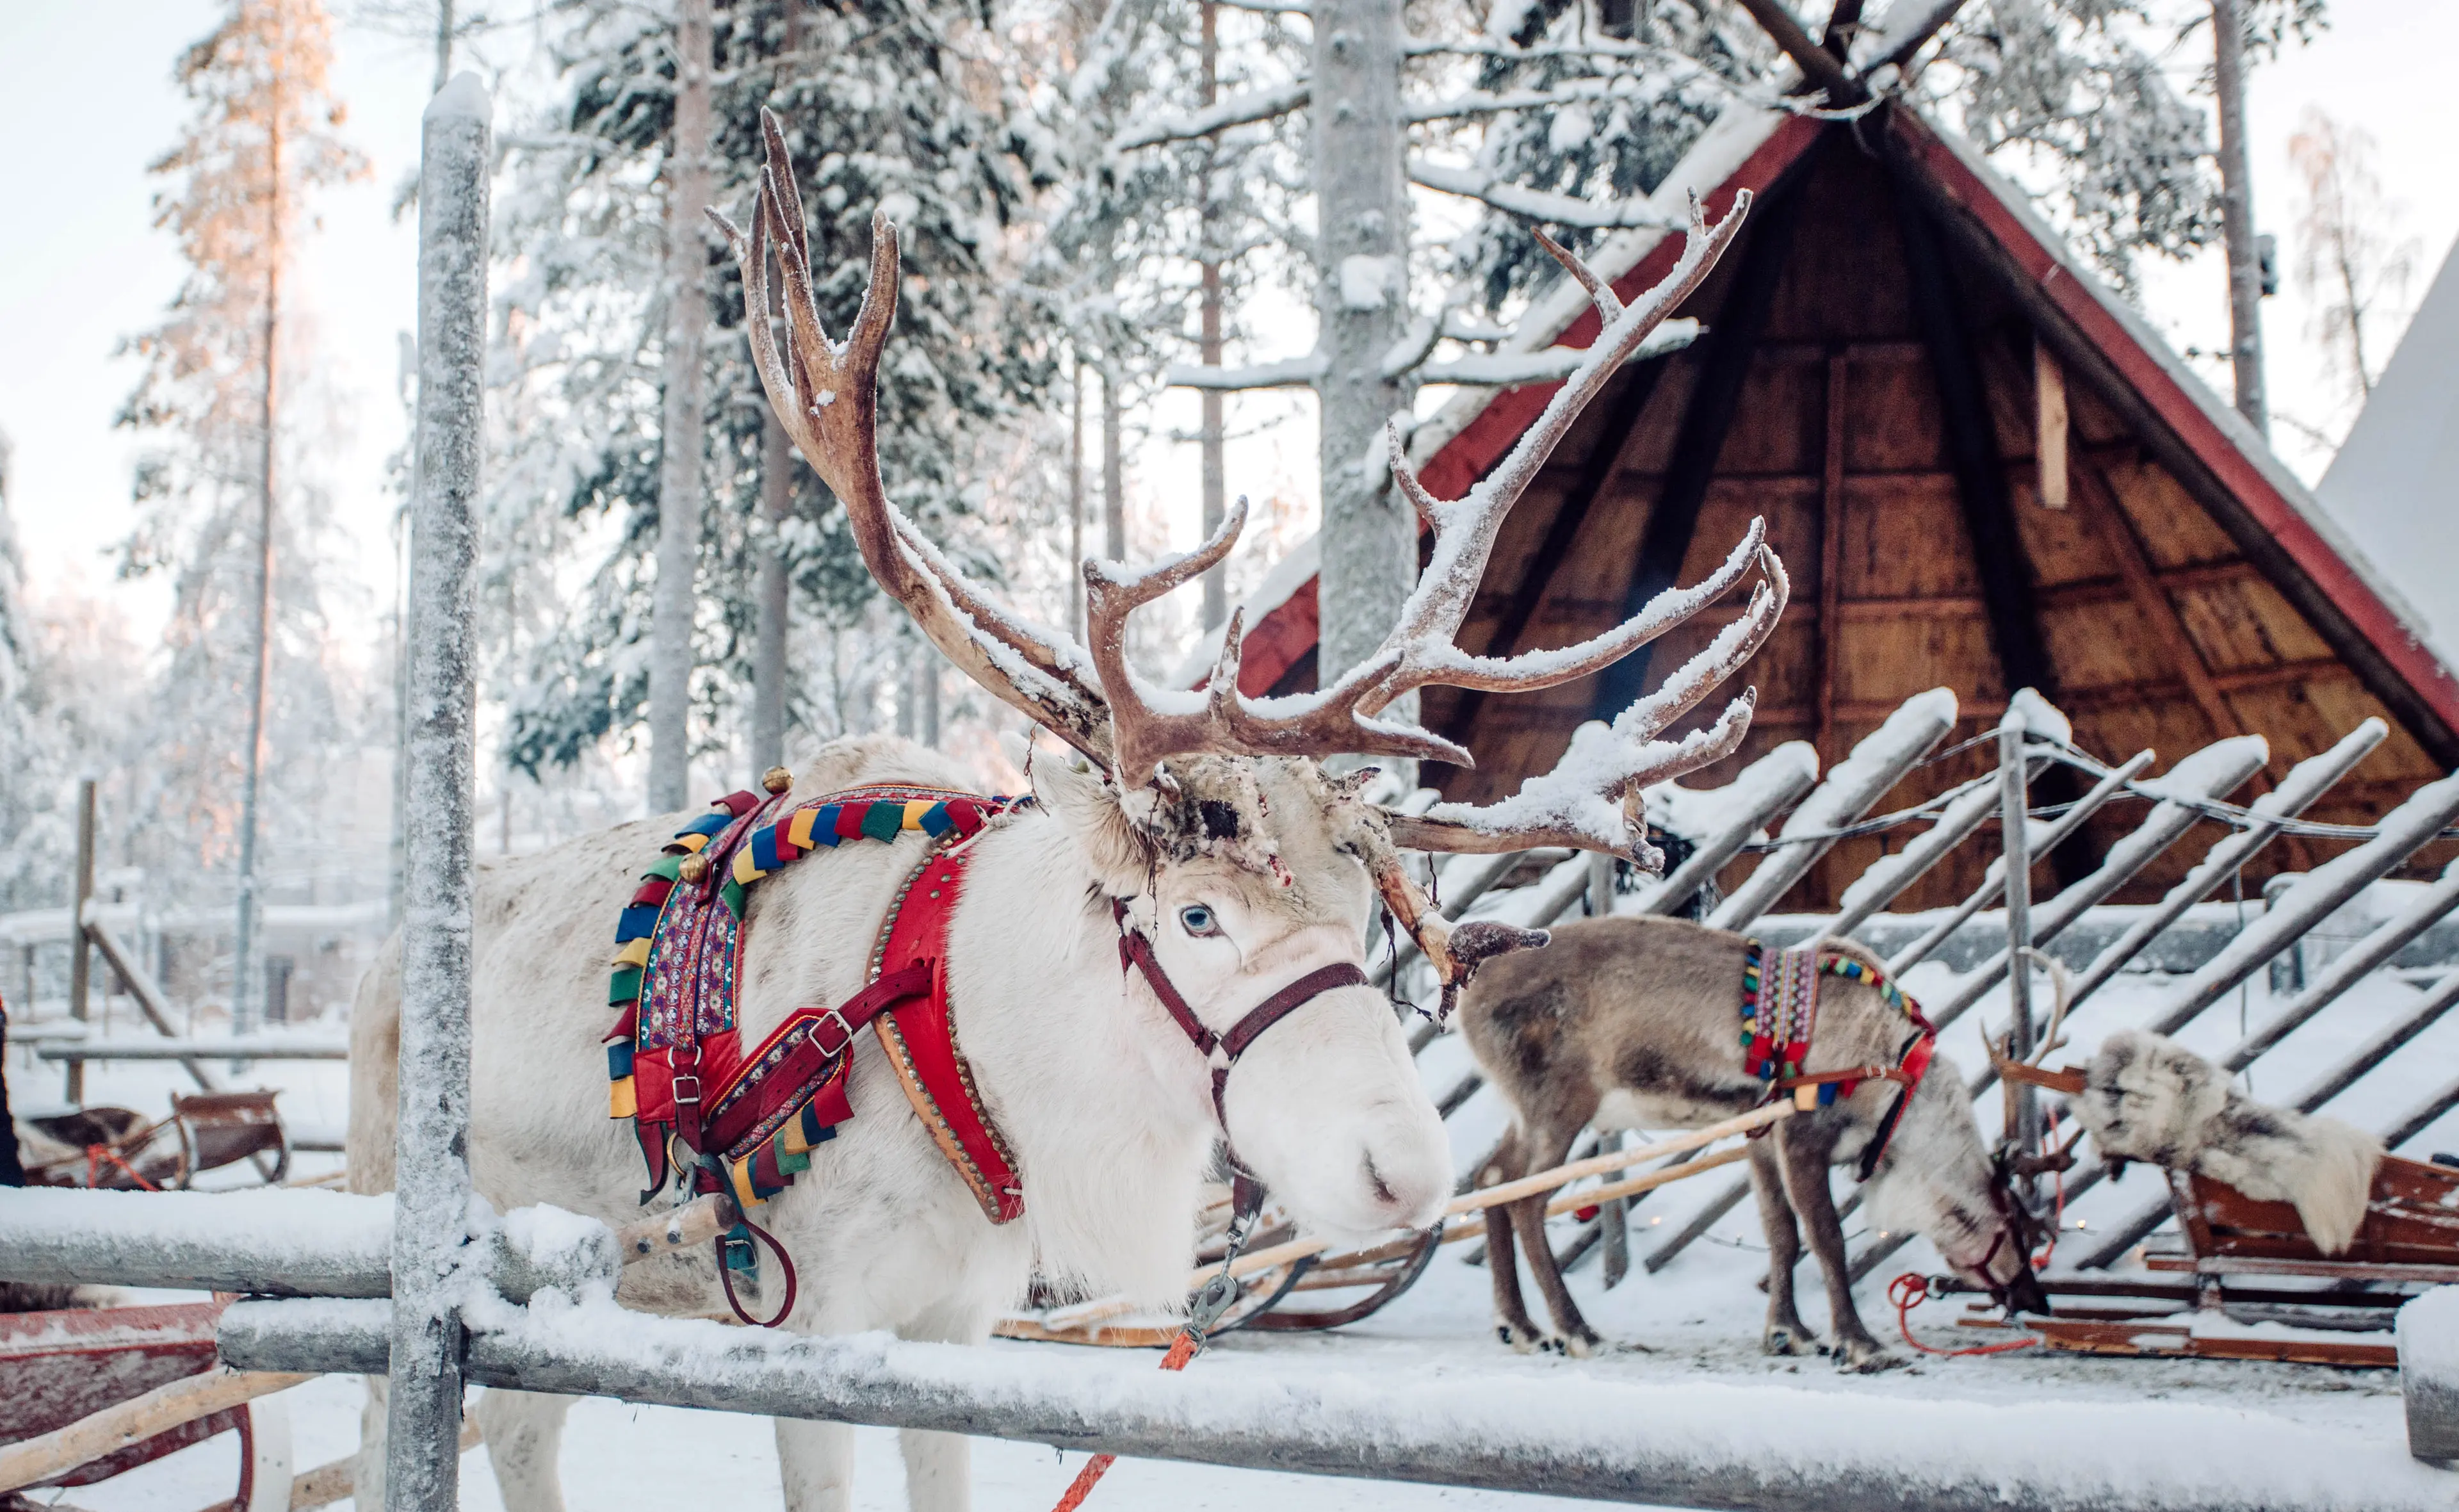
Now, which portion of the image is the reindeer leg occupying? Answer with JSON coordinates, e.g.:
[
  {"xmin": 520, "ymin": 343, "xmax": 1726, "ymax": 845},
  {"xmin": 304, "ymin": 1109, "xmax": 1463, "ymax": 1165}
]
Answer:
[
  {"xmin": 1510, "ymin": 1118, "xmax": 1605, "ymax": 1356},
  {"xmin": 1776, "ymin": 1118, "xmax": 1904, "ymax": 1373},
  {"xmin": 1748, "ymin": 1137, "xmax": 1815, "ymax": 1356},
  {"xmin": 1481, "ymin": 1126, "xmax": 1547, "ymax": 1352},
  {"xmin": 475, "ymin": 1388, "xmax": 574, "ymax": 1512}
]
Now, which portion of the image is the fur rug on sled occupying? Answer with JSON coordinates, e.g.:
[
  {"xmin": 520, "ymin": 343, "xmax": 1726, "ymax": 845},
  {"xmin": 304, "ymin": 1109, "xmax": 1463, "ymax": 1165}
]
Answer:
[{"xmin": 2070, "ymin": 1028, "xmax": 2382, "ymax": 1255}]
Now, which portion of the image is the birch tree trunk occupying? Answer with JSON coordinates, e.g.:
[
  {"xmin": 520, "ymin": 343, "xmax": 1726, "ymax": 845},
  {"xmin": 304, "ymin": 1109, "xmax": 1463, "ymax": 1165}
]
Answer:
[
  {"xmin": 2212, "ymin": 0, "xmax": 2267, "ymax": 436},
  {"xmin": 233, "ymin": 86, "xmax": 286, "ymax": 1039},
  {"xmin": 752, "ymin": 411, "xmax": 791, "ymax": 771},
  {"xmin": 1103, "ymin": 365, "xmax": 1126, "ymax": 561},
  {"xmin": 649, "ymin": 0, "xmax": 712, "ymax": 813},
  {"xmin": 1069, "ymin": 359, "xmax": 1086, "ymax": 644},
  {"xmin": 1311, "ymin": 0, "xmax": 1414, "ymax": 708},
  {"xmin": 1199, "ymin": 0, "xmax": 1228, "ymax": 631}
]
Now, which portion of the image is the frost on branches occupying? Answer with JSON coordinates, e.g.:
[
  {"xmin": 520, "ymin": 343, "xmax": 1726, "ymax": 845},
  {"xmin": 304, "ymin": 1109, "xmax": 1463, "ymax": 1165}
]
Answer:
[{"xmin": 490, "ymin": 0, "xmax": 1055, "ymax": 778}]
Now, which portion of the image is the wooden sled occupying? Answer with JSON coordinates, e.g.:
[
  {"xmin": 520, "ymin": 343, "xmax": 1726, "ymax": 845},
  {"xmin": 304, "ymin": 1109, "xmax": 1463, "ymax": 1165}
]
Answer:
[
  {"xmin": 0, "ymin": 1299, "xmax": 297, "ymax": 1511},
  {"xmin": 1942, "ymin": 1153, "xmax": 2459, "ymax": 1369},
  {"xmin": 998, "ymin": 1108, "xmax": 1779, "ymax": 1346},
  {"xmin": 24, "ymin": 1091, "xmax": 291, "ymax": 1191}
]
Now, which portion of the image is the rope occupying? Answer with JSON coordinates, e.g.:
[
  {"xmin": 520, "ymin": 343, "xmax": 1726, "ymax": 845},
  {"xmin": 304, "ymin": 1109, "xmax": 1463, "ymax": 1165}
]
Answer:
[
  {"xmin": 1886, "ymin": 1272, "xmax": 2039, "ymax": 1357},
  {"xmin": 86, "ymin": 1143, "xmax": 161, "ymax": 1192},
  {"xmin": 1046, "ymin": 1329, "xmax": 1201, "ymax": 1511}
]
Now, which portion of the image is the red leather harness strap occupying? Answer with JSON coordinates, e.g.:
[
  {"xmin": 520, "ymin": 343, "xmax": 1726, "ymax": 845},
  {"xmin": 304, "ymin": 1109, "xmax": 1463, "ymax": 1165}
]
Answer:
[{"xmin": 873, "ymin": 842, "xmax": 1027, "ymax": 1224}]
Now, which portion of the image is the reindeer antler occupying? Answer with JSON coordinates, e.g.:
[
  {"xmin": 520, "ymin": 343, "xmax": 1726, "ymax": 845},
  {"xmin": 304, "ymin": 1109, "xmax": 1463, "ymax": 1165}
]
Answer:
[
  {"xmin": 710, "ymin": 109, "xmax": 1114, "ymax": 764},
  {"xmin": 720, "ymin": 112, "xmax": 1778, "ymax": 849},
  {"xmin": 1089, "ymin": 192, "xmax": 1758, "ymax": 788},
  {"xmin": 1383, "ymin": 542, "xmax": 1790, "ymax": 867}
]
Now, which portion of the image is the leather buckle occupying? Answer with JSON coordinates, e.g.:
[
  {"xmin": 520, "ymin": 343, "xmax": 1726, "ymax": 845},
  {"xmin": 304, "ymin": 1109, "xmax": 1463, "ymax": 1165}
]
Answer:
[
  {"xmin": 811, "ymin": 1007, "xmax": 856, "ymax": 1059},
  {"xmin": 672, "ymin": 1074, "xmax": 702, "ymax": 1106}
]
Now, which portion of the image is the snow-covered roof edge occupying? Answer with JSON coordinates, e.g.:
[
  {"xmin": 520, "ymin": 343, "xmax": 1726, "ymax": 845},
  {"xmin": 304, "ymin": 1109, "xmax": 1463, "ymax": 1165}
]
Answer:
[{"xmin": 1165, "ymin": 532, "xmax": 1319, "ymax": 689}]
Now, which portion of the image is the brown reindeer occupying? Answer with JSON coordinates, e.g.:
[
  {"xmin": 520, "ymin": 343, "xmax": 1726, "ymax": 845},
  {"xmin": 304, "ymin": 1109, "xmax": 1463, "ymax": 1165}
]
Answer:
[{"xmin": 1459, "ymin": 914, "xmax": 2048, "ymax": 1369}]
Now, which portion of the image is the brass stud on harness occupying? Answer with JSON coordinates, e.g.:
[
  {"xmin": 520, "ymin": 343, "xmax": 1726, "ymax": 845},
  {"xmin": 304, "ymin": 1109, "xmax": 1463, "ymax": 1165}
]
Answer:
[
  {"xmin": 762, "ymin": 765, "xmax": 794, "ymax": 795},
  {"xmin": 678, "ymin": 852, "xmax": 710, "ymax": 884}
]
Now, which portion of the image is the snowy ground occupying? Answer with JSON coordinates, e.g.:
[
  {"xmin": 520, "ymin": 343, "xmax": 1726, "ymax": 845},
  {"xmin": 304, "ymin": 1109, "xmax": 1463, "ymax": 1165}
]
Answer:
[{"xmin": 12, "ymin": 909, "xmax": 2459, "ymax": 1510}]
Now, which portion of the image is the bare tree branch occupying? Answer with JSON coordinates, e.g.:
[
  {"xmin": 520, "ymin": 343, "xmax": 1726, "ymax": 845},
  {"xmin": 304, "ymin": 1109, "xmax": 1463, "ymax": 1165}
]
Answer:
[
  {"xmin": 1730, "ymin": 0, "xmax": 1865, "ymax": 104},
  {"xmin": 1412, "ymin": 320, "xmax": 1701, "ymax": 386},
  {"xmin": 1164, "ymin": 353, "xmax": 1330, "ymax": 389},
  {"xmin": 1111, "ymin": 80, "xmax": 1310, "ymax": 151},
  {"xmin": 1409, "ymin": 161, "xmax": 1682, "ymax": 231}
]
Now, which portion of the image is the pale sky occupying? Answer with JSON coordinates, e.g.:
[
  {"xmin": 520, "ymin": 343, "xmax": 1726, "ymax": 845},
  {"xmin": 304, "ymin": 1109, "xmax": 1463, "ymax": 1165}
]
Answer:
[{"xmin": 0, "ymin": 0, "xmax": 2449, "ymax": 663}]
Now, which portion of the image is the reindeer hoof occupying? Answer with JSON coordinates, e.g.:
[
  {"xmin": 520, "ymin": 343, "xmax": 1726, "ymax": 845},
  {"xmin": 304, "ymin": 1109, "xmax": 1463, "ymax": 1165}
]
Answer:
[
  {"xmin": 1838, "ymin": 1340, "xmax": 1908, "ymax": 1374},
  {"xmin": 1762, "ymin": 1325, "xmax": 1819, "ymax": 1358},
  {"xmin": 1495, "ymin": 1319, "xmax": 1545, "ymax": 1353},
  {"xmin": 1555, "ymin": 1329, "xmax": 1605, "ymax": 1359}
]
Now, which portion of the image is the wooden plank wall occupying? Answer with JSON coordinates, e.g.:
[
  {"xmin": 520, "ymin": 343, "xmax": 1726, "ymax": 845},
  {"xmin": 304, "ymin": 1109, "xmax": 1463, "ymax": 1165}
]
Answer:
[{"xmin": 1420, "ymin": 135, "xmax": 2444, "ymax": 911}]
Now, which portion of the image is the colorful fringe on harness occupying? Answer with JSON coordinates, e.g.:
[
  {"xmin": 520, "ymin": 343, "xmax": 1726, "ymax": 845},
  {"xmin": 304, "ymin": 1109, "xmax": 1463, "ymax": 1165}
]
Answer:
[
  {"xmin": 603, "ymin": 782, "xmax": 1024, "ymax": 1260},
  {"xmin": 1739, "ymin": 939, "xmax": 1926, "ymax": 1109}
]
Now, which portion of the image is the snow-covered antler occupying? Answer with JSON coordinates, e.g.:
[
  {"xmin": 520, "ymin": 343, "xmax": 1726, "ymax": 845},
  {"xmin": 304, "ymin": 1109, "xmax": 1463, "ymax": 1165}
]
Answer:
[
  {"xmin": 1091, "ymin": 190, "xmax": 1764, "ymax": 793},
  {"xmin": 718, "ymin": 112, "xmax": 1777, "ymax": 839},
  {"xmin": 709, "ymin": 109, "xmax": 1114, "ymax": 765},
  {"xmin": 1383, "ymin": 541, "xmax": 1790, "ymax": 867}
]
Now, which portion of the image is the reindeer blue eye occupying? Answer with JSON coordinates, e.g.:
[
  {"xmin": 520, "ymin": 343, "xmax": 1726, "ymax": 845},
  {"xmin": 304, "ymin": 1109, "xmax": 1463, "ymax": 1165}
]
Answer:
[{"xmin": 1179, "ymin": 905, "xmax": 1219, "ymax": 938}]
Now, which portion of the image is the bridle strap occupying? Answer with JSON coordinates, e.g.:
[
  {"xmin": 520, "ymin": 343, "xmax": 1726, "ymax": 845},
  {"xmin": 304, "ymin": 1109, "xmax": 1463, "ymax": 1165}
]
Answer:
[
  {"xmin": 1110, "ymin": 898, "xmax": 1371, "ymax": 1128},
  {"xmin": 1114, "ymin": 901, "xmax": 1219, "ymax": 1057},
  {"xmin": 1221, "ymin": 963, "xmax": 1370, "ymax": 1060}
]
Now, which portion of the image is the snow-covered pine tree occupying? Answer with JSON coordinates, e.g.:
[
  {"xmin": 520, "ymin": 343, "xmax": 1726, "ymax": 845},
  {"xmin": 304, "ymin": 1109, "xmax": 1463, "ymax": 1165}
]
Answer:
[
  {"xmin": 492, "ymin": 0, "xmax": 1051, "ymax": 787},
  {"xmin": 116, "ymin": 0, "xmax": 368, "ymax": 1023}
]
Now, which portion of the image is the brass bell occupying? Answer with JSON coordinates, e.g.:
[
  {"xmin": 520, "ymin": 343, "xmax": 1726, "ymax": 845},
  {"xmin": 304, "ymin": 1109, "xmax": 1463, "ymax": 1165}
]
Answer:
[
  {"xmin": 762, "ymin": 765, "xmax": 794, "ymax": 795},
  {"xmin": 678, "ymin": 852, "xmax": 710, "ymax": 884}
]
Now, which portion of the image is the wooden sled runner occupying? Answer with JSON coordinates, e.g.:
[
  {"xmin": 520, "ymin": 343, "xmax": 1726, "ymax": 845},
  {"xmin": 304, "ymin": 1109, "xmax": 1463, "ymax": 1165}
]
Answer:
[
  {"xmin": 1945, "ymin": 1153, "xmax": 2459, "ymax": 1369},
  {"xmin": 0, "ymin": 1299, "xmax": 299, "ymax": 1511}
]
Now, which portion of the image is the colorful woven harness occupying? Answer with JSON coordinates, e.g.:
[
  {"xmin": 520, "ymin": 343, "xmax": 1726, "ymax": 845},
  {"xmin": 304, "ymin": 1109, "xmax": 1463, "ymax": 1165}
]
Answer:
[
  {"xmin": 1739, "ymin": 939, "xmax": 1938, "ymax": 1180},
  {"xmin": 602, "ymin": 780, "xmax": 1029, "ymax": 1315}
]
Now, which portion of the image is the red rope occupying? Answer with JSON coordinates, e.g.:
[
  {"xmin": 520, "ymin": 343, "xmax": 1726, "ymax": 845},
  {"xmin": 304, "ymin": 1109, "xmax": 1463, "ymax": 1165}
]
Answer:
[
  {"xmin": 1048, "ymin": 1330, "xmax": 1201, "ymax": 1512},
  {"xmin": 86, "ymin": 1143, "xmax": 162, "ymax": 1192},
  {"xmin": 1887, "ymin": 1273, "xmax": 2038, "ymax": 1357}
]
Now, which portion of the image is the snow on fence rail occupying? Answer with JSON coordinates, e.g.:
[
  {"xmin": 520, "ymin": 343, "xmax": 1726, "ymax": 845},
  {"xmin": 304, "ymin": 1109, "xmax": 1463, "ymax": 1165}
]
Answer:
[{"xmin": 212, "ymin": 1290, "xmax": 2455, "ymax": 1512}]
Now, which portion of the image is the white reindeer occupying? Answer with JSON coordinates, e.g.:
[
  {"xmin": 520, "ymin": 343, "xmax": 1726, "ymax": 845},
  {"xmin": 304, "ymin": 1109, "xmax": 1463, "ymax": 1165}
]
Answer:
[{"xmin": 348, "ymin": 110, "xmax": 1783, "ymax": 1512}]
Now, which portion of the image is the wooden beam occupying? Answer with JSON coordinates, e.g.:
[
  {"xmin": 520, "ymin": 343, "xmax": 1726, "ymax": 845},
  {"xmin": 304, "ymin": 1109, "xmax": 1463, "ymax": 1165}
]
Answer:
[
  {"xmin": 2035, "ymin": 338, "xmax": 2069, "ymax": 509},
  {"xmin": 1820, "ymin": 0, "xmax": 1867, "ymax": 54},
  {"xmin": 1815, "ymin": 350, "xmax": 1847, "ymax": 765},
  {"xmin": 1732, "ymin": 0, "xmax": 1865, "ymax": 104},
  {"xmin": 1437, "ymin": 358, "xmax": 1673, "ymax": 765},
  {"xmin": 1895, "ymin": 181, "xmax": 2056, "ymax": 703},
  {"xmin": 1591, "ymin": 171, "xmax": 1809, "ymax": 720},
  {"xmin": 2068, "ymin": 455, "xmax": 2241, "ymax": 742}
]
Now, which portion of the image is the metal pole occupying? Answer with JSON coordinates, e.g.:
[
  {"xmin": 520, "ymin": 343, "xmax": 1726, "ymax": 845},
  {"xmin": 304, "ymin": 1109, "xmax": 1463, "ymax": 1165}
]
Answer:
[
  {"xmin": 389, "ymin": 72, "xmax": 489, "ymax": 1512},
  {"xmin": 1996, "ymin": 708, "xmax": 2038, "ymax": 1203},
  {"xmin": 66, "ymin": 779, "xmax": 95, "ymax": 1103}
]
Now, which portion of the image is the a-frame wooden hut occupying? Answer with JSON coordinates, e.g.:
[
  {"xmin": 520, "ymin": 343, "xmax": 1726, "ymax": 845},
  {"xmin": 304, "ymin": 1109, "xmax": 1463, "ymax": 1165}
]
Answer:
[{"xmin": 1205, "ymin": 103, "xmax": 2459, "ymax": 910}]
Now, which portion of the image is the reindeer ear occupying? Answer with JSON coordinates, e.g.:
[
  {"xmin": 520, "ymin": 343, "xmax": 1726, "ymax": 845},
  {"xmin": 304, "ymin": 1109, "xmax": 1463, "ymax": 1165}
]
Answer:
[{"xmin": 1034, "ymin": 754, "xmax": 1151, "ymax": 893}]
